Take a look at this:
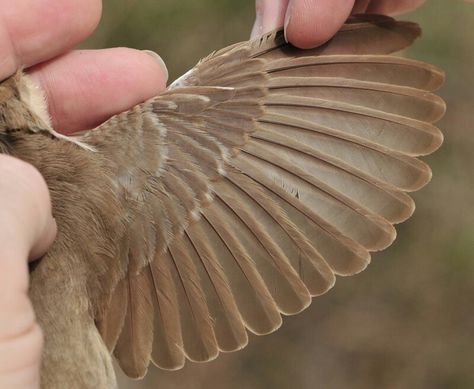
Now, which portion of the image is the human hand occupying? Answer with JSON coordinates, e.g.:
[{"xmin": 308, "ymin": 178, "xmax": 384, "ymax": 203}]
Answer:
[
  {"xmin": 0, "ymin": 1, "xmax": 168, "ymax": 387},
  {"xmin": 0, "ymin": 155, "xmax": 56, "ymax": 388},
  {"xmin": 251, "ymin": 0, "xmax": 426, "ymax": 48},
  {"xmin": 1, "ymin": 0, "xmax": 168, "ymax": 134}
]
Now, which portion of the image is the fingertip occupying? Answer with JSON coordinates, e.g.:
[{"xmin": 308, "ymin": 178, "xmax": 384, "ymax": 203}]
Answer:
[
  {"xmin": 142, "ymin": 50, "xmax": 168, "ymax": 84},
  {"xmin": 65, "ymin": 0, "xmax": 103, "ymax": 45},
  {"xmin": 131, "ymin": 48, "xmax": 168, "ymax": 91},
  {"xmin": 285, "ymin": 0, "xmax": 355, "ymax": 48}
]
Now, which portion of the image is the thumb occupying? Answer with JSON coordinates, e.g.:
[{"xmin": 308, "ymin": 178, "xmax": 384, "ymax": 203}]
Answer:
[
  {"xmin": 0, "ymin": 155, "xmax": 56, "ymax": 260},
  {"xmin": 0, "ymin": 155, "xmax": 56, "ymax": 388}
]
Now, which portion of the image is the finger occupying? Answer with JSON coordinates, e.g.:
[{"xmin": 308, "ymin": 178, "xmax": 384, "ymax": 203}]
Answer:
[
  {"xmin": 0, "ymin": 155, "xmax": 56, "ymax": 269},
  {"xmin": 366, "ymin": 0, "xmax": 426, "ymax": 14},
  {"xmin": 0, "ymin": 155, "xmax": 56, "ymax": 389},
  {"xmin": 0, "ymin": 0, "xmax": 102, "ymax": 80},
  {"xmin": 0, "ymin": 155, "xmax": 55, "ymax": 387},
  {"xmin": 251, "ymin": 0, "xmax": 289, "ymax": 38},
  {"xmin": 284, "ymin": 0, "xmax": 356, "ymax": 48},
  {"xmin": 29, "ymin": 48, "xmax": 169, "ymax": 134}
]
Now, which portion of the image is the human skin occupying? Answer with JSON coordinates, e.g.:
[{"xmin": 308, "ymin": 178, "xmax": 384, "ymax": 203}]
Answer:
[
  {"xmin": 0, "ymin": 0, "xmax": 425, "ymax": 387},
  {"xmin": 251, "ymin": 0, "xmax": 426, "ymax": 48}
]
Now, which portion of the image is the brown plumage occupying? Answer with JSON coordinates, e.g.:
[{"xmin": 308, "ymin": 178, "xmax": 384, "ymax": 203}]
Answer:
[{"xmin": 0, "ymin": 15, "xmax": 445, "ymax": 388}]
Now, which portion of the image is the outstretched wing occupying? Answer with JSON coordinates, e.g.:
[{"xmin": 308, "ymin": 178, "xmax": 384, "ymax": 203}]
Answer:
[{"xmin": 82, "ymin": 15, "xmax": 445, "ymax": 378}]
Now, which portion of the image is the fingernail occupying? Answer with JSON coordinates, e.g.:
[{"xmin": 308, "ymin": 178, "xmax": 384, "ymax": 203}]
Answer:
[
  {"xmin": 251, "ymin": 0, "xmax": 264, "ymax": 39},
  {"xmin": 143, "ymin": 50, "xmax": 169, "ymax": 83},
  {"xmin": 284, "ymin": 1, "xmax": 293, "ymax": 43}
]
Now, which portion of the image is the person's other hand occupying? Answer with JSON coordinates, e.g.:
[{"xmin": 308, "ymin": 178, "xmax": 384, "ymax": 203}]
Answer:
[
  {"xmin": 251, "ymin": 0, "xmax": 426, "ymax": 48},
  {"xmin": 0, "ymin": 155, "xmax": 56, "ymax": 388},
  {"xmin": 0, "ymin": 0, "xmax": 168, "ymax": 387}
]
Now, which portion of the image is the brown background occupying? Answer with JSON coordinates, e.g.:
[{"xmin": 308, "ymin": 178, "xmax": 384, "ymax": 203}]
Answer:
[{"xmin": 83, "ymin": 1, "xmax": 474, "ymax": 388}]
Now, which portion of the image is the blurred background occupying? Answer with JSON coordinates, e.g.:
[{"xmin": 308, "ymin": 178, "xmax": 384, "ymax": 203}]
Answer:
[{"xmin": 83, "ymin": 1, "xmax": 474, "ymax": 388}]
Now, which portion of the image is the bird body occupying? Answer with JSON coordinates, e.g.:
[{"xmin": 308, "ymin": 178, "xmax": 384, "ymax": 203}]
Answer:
[{"xmin": 0, "ymin": 15, "xmax": 445, "ymax": 388}]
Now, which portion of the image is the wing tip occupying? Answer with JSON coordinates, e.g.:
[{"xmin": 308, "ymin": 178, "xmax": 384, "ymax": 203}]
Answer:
[
  {"xmin": 245, "ymin": 314, "xmax": 284, "ymax": 337},
  {"xmin": 391, "ymin": 193, "xmax": 416, "ymax": 225},
  {"xmin": 404, "ymin": 160, "xmax": 434, "ymax": 193},
  {"xmin": 308, "ymin": 269, "xmax": 337, "ymax": 298},
  {"xmin": 116, "ymin": 360, "xmax": 150, "ymax": 381},
  {"xmin": 427, "ymin": 94, "xmax": 447, "ymax": 124},
  {"xmin": 336, "ymin": 249, "xmax": 372, "ymax": 277},
  {"xmin": 151, "ymin": 355, "xmax": 186, "ymax": 371},
  {"xmin": 345, "ymin": 14, "xmax": 421, "ymax": 47},
  {"xmin": 427, "ymin": 66, "xmax": 447, "ymax": 92}
]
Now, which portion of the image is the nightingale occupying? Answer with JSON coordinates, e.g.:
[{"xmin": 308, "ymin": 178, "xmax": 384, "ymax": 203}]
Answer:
[{"xmin": 0, "ymin": 15, "xmax": 445, "ymax": 389}]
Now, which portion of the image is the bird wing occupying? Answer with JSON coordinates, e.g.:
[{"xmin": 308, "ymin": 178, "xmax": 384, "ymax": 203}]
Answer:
[{"xmin": 81, "ymin": 15, "xmax": 445, "ymax": 378}]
